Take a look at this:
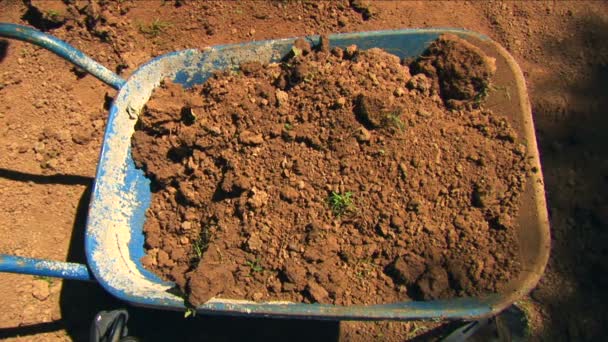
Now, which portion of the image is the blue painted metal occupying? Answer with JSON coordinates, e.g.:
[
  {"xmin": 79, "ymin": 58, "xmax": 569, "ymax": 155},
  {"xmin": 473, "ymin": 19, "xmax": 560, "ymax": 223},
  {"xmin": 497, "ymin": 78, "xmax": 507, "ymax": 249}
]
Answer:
[
  {"xmin": 0, "ymin": 24, "xmax": 547, "ymax": 320},
  {"xmin": 0, "ymin": 23, "xmax": 125, "ymax": 89},
  {"xmin": 0, "ymin": 255, "xmax": 93, "ymax": 281}
]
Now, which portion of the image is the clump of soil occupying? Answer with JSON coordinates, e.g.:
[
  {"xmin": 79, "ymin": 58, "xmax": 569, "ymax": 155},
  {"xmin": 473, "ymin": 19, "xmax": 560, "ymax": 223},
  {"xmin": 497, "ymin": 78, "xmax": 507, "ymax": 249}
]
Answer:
[{"xmin": 131, "ymin": 34, "xmax": 528, "ymax": 307}]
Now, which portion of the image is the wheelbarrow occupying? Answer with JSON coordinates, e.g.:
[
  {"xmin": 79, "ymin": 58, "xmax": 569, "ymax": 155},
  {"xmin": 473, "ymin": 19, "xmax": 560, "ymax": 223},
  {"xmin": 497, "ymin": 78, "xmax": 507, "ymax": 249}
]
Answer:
[{"xmin": 0, "ymin": 23, "xmax": 550, "ymax": 320}]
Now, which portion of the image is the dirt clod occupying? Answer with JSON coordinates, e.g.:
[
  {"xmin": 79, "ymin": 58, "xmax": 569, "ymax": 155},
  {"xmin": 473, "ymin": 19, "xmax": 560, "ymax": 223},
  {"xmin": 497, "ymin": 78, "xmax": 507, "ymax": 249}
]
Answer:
[{"xmin": 410, "ymin": 34, "xmax": 497, "ymax": 108}]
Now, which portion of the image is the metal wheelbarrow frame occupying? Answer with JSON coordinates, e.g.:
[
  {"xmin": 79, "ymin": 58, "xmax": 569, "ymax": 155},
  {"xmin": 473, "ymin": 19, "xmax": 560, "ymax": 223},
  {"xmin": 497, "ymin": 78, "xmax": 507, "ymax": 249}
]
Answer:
[{"xmin": 0, "ymin": 23, "xmax": 550, "ymax": 320}]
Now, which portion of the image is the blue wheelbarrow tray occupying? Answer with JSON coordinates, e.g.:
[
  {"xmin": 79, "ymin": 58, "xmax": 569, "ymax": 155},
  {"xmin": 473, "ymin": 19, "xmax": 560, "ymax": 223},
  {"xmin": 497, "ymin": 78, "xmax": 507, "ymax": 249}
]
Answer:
[{"xmin": 0, "ymin": 24, "xmax": 550, "ymax": 321}]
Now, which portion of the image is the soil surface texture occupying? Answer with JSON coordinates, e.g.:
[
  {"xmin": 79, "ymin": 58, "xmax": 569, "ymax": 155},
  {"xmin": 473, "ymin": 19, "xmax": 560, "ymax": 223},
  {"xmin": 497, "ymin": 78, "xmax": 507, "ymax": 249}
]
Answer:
[{"xmin": 131, "ymin": 34, "xmax": 528, "ymax": 307}]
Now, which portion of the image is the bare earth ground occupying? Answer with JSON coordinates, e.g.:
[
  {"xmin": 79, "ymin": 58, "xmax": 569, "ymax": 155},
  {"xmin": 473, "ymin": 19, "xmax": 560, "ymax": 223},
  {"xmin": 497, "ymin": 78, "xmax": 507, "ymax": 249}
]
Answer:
[{"xmin": 0, "ymin": 0, "xmax": 607, "ymax": 341}]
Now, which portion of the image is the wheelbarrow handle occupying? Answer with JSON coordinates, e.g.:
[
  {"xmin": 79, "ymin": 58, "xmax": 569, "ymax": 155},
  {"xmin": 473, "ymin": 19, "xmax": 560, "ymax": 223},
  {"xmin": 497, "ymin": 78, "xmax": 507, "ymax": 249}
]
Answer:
[
  {"xmin": 0, "ymin": 255, "xmax": 94, "ymax": 281},
  {"xmin": 0, "ymin": 23, "xmax": 123, "ymax": 282},
  {"xmin": 0, "ymin": 23, "xmax": 125, "ymax": 89}
]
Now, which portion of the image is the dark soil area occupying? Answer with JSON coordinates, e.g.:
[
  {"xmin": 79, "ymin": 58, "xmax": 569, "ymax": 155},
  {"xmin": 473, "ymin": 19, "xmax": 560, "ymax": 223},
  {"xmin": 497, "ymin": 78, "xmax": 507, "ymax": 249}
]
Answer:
[{"xmin": 131, "ymin": 34, "xmax": 528, "ymax": 307}]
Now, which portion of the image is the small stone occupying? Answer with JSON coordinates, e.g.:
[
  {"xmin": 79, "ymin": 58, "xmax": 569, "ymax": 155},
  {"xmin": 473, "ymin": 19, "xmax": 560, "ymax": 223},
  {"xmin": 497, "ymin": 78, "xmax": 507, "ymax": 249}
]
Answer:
[
  {"xmin": 252, "ymin": 292, "xmax": 263, "ymax": 301},
  {"xmin": 282, "ymin": 282, "xmax": 296, "ymax": 292},
  {"xmin": 56, "ymin": 129, "xmax": 72, "ymax": 142},
  {"xmin": 416, "ymin": 109, "xmax": 432, "ymax": 117},
  {"xmin": 388, "ymin": 254, "xmax": 426, "ymax": 285},
  {"xmin": 376, "ymin": 222, "xmax": 390, "ymax": 237},
  {"xmin": 33, "ymin": 141, "xmax": 45, "ymax": 153},
  {"xmin": 157, "ymin": 250, "xmax": 174, "ymax": 267},
  {"xmin": 239, "ymin": 61, "xmax": 263, "ymax": 75},
  {"xmin": 45, "ymin": 158, "xmax": 59, "ymax": 169},
  {"xmin": 249, "ymin": 28, "xmax": 256, "ymax": 36},
  {"xmin": 390, "ymin": 216, "xmax": 404, "ymax": 229},
  {"xmin": 247, "ymin": 188, "xmax": 269, "ymax": 209},
  {"xmin": 246, "ymin": 233, "xmax": 263, "ymax": 252},
  {"xmin": 207, "ymin": 126, "xmax": 221, "ymax": 136},
  {"xmin": 141, "ymin": 254, "xmax": 156, "ymax": 267},
  {"xmin": 393, "ymin": 87, "xmax": 406, "ymax": 97},
  {"xmin": 280, "ymin": 186, "xmax": 299, "ymax": 203},
  {"xmin": 355, "ymin": 127, "xmax": 371, "ymax": 143},
  {"xmin": 275, "ymin": 90, "xmax": 289, "ymax": 107},
  {"xmin": 407, "ymin": 74, "xmax": 431, "ymax": 92},
  {"xmin": 17, "ymin": 145, "xmax": 28, "ymax": 153},
  {"xmin": 72, "ymin": 130, "xmax": 92, "ymax": 145},
  {"xmin": 181, "ymin": 221, "xmax": 192, "ymax": 231},
  {"xmin": 306, "ymin": 281, "xmax": 329, "ymax": 302},
  {"xmin": 31, "ymin": 280, "xmax": 50, "ymax": 301},
  {"xmin": 297, "ymin": 180, "xmax": 305, "ymax": 190},
  {"xmin": 93, "ymin": 119, "xmax": 105, "ymax": 131},
  {"xmin": 334, "ymin": 97, "xmax": 346, "ymax": 108},
  {"xmin": 17, "ymin": 58, "xmax": 24, "ymax": 65},
  {"xmin": 331, "ymin": 47, "xmax": 344, "ymax": 59},
  {"xmin": 345, "ymin": 44, "xmax": 358, "ymax": 58},
  {"xmin": 238, "ymin": 130, "xmax": 264, "ymax": 145}
]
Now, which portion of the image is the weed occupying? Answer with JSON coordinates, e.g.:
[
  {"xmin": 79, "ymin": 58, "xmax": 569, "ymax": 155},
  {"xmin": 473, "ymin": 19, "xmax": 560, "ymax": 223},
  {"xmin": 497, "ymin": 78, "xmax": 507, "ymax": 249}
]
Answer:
[
  {"xmin": 354, "ymin": 257, "xmax": 374, "ymax": 278},
  {"xmin": 384, "ymin": 111, "xmax": 405, "ymax": 131},
  {"xmin": 192, "ymin": 220, "xmax": 216, "ymax": 261},
  {"xmin": 291, "ymin": 46, "xmax": 303, "ymax": 58},
  {"xmin": 139, "ymin": 19, "xmax": 171, "ymax": 37},
  {"xmin": 474, "ymin": 84, "xmax": 511, "ymax": 104},
  {"xmin": 284, "ymin": 123, "xmax": 293, "ymax": 130},
  {"xmin": 184, "ymin": 307, "xmax": 196, "ymax": 318},
  {"xmin": 328, "ymin": 191, "xmax": 355, "ymax": 216},
  {"xmin": 34, "ymin": 275, "xmax": 54, "ymax": 285},
  {"xmin": 46, "ymin": 10, "xmax": 61, "ymax": 21},
  {"xmin": 245, "ymin": 258, "xmax": 264, "ymax": 274},
  {"xmin": 514, "ymin": 299, "xmax": 536, "ymax": 337},
  {"xmin": 20, "ymin": 49, "xmax": 31, "ymax": 58},
  {"xmin": 405, "ymin": 322, "xmax": 428, "ymax": 339}
]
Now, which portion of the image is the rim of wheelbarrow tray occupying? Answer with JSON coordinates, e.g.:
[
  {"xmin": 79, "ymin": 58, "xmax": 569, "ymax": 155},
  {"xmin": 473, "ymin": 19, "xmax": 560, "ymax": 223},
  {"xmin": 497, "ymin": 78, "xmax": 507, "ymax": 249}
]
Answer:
[{"xmin": 84, "ymin": 28, "xmax": 550, "ymax": 320}]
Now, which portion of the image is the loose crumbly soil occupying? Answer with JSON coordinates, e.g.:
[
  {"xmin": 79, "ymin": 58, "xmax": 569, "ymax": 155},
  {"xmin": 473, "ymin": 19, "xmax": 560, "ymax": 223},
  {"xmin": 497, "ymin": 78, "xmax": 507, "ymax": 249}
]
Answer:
[{"xmin": 131, "ymin": 34, "xmax": 528, "ymax": 306}]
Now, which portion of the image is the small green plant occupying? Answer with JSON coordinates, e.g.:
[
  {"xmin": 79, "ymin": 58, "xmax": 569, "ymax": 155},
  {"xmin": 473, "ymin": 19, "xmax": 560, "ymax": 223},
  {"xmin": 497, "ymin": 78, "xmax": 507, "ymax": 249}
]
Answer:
[
  {"xmin": 139, "ymin": 19, "xmax": 171, "ymax": 37},
  {"xmin": 245, "ymin": 258, "xmax": 264, "ymax": 274},
  {"xmin": 474, "ymin": 84, "xmax": 511, "ymax": 104},
  {"xmin": 193, "ymin": 239, "xmax": 204, "ymax": 259},
  {"xmin": 284, "ymin": 123, "xmax": 293, "ymax": 130},
  {"xmin": 34, "ymin": 275, "xmax": 54, "ymax": 285},
  {"xmin": 384, "ymin": 111, "xmax": 405, "ymax": 131},
  {"xmin": 405, "ymin": 322, "xmax": 429, "ymax": 339},
  {"xmin": 184, "ymin": 307, "xmax": 197, "ymax": 318},
  {"xmin": 192, "ymin": 220, "xmax": 215, "ymax": 261},
  {"xmin": 291, "ymin": 46, "xmax": 303, "ymax": 58},
  {"xmin": 46, "ymin": 10, "xmax": 61, "ymax": 20},
  {"xmin": 328, "ymin": 191, "xmax": 355, "ymax": 216}
]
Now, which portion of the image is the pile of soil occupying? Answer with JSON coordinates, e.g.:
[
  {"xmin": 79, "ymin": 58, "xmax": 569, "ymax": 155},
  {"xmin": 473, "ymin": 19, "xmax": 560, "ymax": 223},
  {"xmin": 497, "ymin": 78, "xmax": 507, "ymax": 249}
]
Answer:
[{"xmin": 131, "ymin": 34, "xmax": 528, "ymax": 307}]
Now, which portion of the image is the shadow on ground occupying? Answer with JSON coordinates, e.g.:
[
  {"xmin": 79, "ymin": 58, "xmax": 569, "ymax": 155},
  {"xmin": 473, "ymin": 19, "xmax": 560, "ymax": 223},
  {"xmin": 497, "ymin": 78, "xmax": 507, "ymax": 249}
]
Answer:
[{"xmin": 530, "ymin": 12, "xmax": 608, "ymax": 341}]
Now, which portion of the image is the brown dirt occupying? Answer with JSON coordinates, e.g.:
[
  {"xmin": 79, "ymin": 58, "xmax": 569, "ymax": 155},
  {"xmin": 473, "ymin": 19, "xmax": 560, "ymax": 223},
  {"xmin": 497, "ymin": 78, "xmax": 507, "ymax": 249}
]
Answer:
[
  {"xmin": 1, "ymin": 0, "xmax": 608, "ymax": 341},
  {"xmin": 131, "ymin": 35, "xmax": 527, "ymax": 307}
]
